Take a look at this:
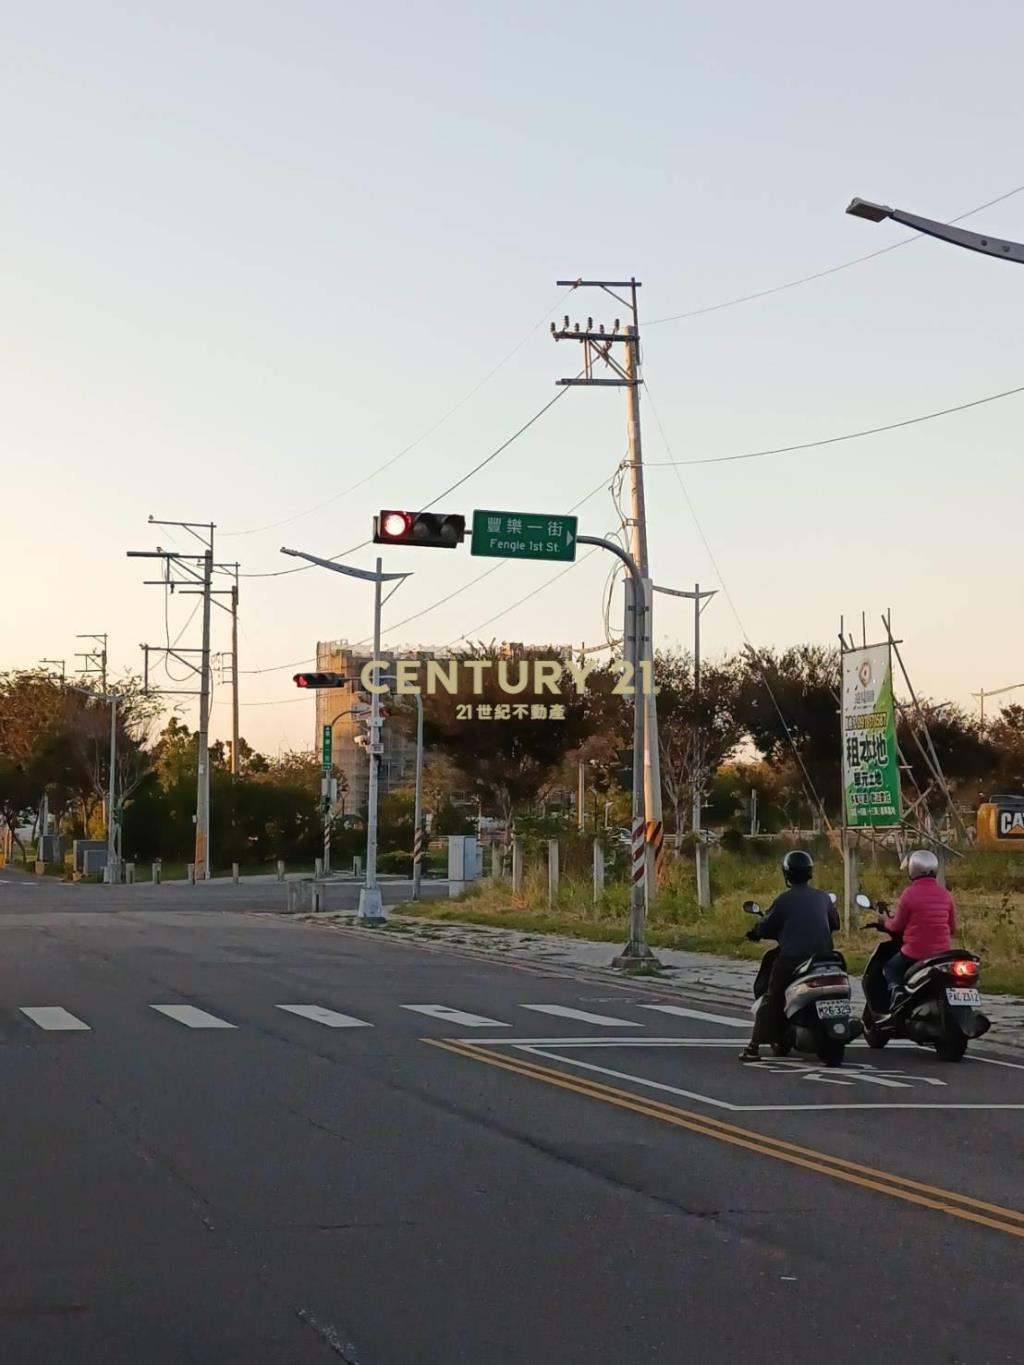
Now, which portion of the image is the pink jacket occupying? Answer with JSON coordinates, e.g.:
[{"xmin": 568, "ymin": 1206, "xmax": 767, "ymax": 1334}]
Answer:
[{"xmin": 884, "ymin": 878, "xmax": 957, "ymax": 960}]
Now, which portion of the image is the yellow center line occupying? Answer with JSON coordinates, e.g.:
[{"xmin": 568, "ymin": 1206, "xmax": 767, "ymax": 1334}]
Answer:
[{"xmin": 424, "ymin": 1038, "xmax": 1024, "ymax": 1242}]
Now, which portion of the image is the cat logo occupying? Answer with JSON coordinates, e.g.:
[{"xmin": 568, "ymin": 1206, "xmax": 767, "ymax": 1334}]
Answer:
[{"xmin": 998, "ymin": 808, "xmax": 1024, "ymax": 838}]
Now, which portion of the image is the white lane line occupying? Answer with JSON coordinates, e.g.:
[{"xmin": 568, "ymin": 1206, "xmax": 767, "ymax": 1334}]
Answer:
[
  {"xmin": 150, "ymin": 1004, "xmax": 237, "ymax": 1029},
  {"xmin": 520, "ymin": 1005, "xmax": 645, "ymax": 1028},
  {"xmin": 20, "ymin": 1007, "xmax": 91, "ymax": 1032},
  {"xmin": 639, "ymin": 1004, "xmax": 749, "ymax": 1028},
  {"xmin": 277, "ymin": 1005, "xmax": 372, "ymax": 1029},
  {"xmin": 402, "ymin": 1005, "xmax": 510, "ymax": 1028}
]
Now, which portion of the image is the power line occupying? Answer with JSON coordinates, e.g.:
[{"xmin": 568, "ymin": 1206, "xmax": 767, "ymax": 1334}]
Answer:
[
  {"xmin": 239, "ymin": 379, "xmax": 576, "ymax": 581},
  {"xmin": 222, "ymin": 290, "xmax": 575, "ymax": 539},
  {"xmin": 446, "ymin": 547, "xmax": 600, "ymax": 645},
  {"xmin": 646, "ymin": 183, "xmax": 1024, "ymax": 326},
  {"xmin": 644, "ymin": 379, "xmax": 1024, "ymax": 470},
  {"xmin": 643, "ymin": 379, "xmax": 831, "ymax": 829}
]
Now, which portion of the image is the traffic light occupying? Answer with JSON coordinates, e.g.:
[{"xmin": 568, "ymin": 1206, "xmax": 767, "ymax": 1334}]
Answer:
[
  {"xmin": 293, "ymin": 672, "xmax": 350, "ymax": 689},
  {"xmin": 373, "ymin": 510, "xmax": 466, "ymax": 549}
]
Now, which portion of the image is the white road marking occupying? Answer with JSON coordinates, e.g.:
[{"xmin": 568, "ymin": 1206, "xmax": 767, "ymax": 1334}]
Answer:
[
  {"xmin": 277, "ymin": 1005, "xmax": 372, "ymax": 1028},
  {"xmin": 20, "ymin": 1007, "xmax": 91, "ymax": 1031},
  {"xmin": 520, "ymin": 1005, "xmax": 645, "ymax": 1027},
  {"xmin": 150, "ymin": 1004, "xmax": 236, "ymax": 1029},
  {"xmin": 640, "ymin": 1004, "xmax": 749, "ymax": 1028},
  {"xmin": 403, "ymin": 1005, "xmax": 510, "ymax": 1028}
]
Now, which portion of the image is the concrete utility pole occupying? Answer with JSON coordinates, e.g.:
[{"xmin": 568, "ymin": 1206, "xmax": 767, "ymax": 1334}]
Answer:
[
  {"xmin": 280, "ymin": 546, "xmax": 411, "ymax": 924},
  {"xmin": 129, "ymin": 518, "xmax": 223, "ymax": 881},
  {"xmin": 106, "ymin": 691, "xmax": 119, "ymax": 883},
  {"xmin": 655, "ymin": 582, "xmax": 716, "ymax": 906},
  {"xmin": 553, "ymin": 278, "xmax": 664, "ymax": 893},
  {"xmin": 229, "ymin": 567, "xmax": 240, "ymax": 776},
  {"xmin": 76, "ymin": 634, "xmax": 108, "ymax": 691}
]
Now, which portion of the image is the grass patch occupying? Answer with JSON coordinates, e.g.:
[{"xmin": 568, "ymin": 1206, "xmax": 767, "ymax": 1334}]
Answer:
[{"xmin": 393, "ymin": 847, "xmax": 1024, "ymax": 994}]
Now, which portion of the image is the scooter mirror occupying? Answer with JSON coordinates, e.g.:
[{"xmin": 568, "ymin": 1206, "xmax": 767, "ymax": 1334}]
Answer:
[
  {"xmin": 742, "ymin": 900, "xmax": 762, "ymax": 916},
  {"xmin": 855, "ymin": 893, "xmax": 873, "ymax": 910}
]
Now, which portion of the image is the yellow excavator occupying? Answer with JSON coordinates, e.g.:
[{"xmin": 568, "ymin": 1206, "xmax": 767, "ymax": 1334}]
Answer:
[{"xmin": 976, "ymin": 795, "xmax": 1024, "ymax": 848}]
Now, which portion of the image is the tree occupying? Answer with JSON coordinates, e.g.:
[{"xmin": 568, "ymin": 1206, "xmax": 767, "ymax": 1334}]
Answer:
[
  {"xmin": 419, "ymin": 647, "xmax": 602, "ymax": 826},
  {"xmin": 988, "ymin": 704, "xmax": 1024, "ymax": 795},
  {"xmin": 734, "ymin": 646, "xmax": 839, "ymax": 823},
  {"xmin": 0, "ymin": 759, "xmax": 35, "ymax": 863},
  {"xmin": 654, "ymin": 650, "xmax": 744, "ymax": 834}
]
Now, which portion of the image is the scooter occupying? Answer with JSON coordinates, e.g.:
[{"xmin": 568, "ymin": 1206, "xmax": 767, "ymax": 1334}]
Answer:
[
  {"xmin": 743, "ymin": 896, "xmax": 860, "ymax": 1067},
  {"xmin": 857, "ymin": 892, "xmax": 991, "ymax": 1062}
]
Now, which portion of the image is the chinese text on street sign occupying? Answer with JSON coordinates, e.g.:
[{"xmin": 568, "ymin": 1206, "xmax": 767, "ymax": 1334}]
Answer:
[
  {"xmin": 471, "ymin": 510, "xmax": 578, "ymax": 562},
  {"xmin": 841, "ymin": 643, "xmax": 902, "ymax": 828},
  {"xmin": 321, "ymin": 724, "xmax": 333, "ymax": 773}
]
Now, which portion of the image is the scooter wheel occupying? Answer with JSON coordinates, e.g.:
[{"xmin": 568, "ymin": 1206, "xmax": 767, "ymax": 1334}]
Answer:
[
  {"xmin": 864, "ymin": 1027, "xmax": 889, "ymax": 1050},
  {"xmin": 935, "ymin": 1036, "xmax": 968, "ymax": 1062},
  {"xmin": 817, "ymin": 1041, "xmax": 845, "ymax": 1068},
  {"xmin": 770, "ymin": 1040, "xmax": 793, "ymax": 1057}
]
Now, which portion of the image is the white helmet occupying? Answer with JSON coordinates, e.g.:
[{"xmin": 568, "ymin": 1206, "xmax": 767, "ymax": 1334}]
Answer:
[{"xmin": 903, "ymin": 849, "xmax": 939, "ymax": 880}]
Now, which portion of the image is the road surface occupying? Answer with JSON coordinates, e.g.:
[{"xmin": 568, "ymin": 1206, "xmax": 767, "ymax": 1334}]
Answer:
[{"xmin": 0, "ymin": 880, "xmax": 1021, "ymax": 1362}]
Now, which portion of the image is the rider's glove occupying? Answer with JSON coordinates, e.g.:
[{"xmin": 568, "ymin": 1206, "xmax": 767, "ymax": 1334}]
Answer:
[{"xmin": 745, "ymin": 927, "xmax": 760, "ymax": 942}]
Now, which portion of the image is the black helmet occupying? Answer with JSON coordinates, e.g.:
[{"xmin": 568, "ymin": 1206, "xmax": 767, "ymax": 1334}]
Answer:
[{"xmin": 782, "ymin": 849, "xmax": 814, "ymax": 884}]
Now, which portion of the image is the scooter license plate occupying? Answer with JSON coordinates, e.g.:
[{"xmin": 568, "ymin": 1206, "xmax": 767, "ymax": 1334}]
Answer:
[
  {"xmin": 816, "ymin": 999, "xmax": 851, "ymax": 1018},
  {"xmin": 946, "ymin": 988, "xmax": 981, "ymax": 1006}
]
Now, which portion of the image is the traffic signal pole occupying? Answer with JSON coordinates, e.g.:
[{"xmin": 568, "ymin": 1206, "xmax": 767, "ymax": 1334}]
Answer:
[
  {"xmin": 359, "ymin": 559, "xmax": 386, "ymax": 923},
  {"xmin": 578, "ymin": 535, "xmax": 659, "ymax": 966}
]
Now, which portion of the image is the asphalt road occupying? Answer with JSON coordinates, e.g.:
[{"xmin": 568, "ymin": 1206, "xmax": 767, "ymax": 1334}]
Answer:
[{"xmin": 0, "ymin": 884, "xmax": 1022, "ymax": 1362}]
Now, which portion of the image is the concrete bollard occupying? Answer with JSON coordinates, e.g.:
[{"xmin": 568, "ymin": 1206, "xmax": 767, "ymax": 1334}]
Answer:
[
  {"xmin": 152, "ymin": 859, "xmax": 162, "ymax": 885},
  {"xmin": 232, "ymin": 862, "xmax": 240, "ymax": 884},
  {"xmin": 511, "ymin": 838, "xmax": 524, "ymax": 894},
  {"xmin": 186, "ymin": 863, "xmax": 196, "ymax": 885},
  {"xmin": 491, "ymin": 843, "xmax": 503, "ymax": 879},
  {"xmin": 593, "ymin": 839, "xmax": 605, "ymax": 905},
  {"xmin": 314, "ymin": 857, "xmax": 323, "ymax": 879},
  {"xmin": 125, "ymin": 863, "xmax": 135, "ymax": 885},
  {"xmin": 548, "ymin": 839, "xmax": 560, "ymax": 906},
  {"xmin": 276, "ymin": 860, "xmax": 285, "ymax": 883},
  {"xmin": 353, "ymin": 856, "xmax": 362, "ymax": 878}
]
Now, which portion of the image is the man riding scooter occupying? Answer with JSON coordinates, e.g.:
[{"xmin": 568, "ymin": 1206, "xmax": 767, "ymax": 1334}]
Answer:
[
  {"xmin": 876, "ymin": 849, "xmax": 957, "ymax": 1008},
  {"xmin": 738, "ymin": 850, "xmax": 840, "ymax": 1062}
]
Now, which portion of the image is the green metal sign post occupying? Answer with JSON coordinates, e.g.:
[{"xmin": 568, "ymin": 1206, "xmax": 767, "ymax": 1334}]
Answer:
[{"xmin": 471, "ymin": 510, "xmax": 578, "ymax": 562}]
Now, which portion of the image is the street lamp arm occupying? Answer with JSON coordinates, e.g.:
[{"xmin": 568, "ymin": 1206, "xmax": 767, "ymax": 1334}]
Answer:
[
  {"xmin": 846, "ymin": 198, "xmax": 1024, "ymax": 265},
  {"xmin": 279, "ymin": 548, "xmax": 411, "ymax": 582}
]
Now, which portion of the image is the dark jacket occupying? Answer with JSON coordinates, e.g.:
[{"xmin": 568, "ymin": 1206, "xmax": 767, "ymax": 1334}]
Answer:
[{"xmin": 753, "ymin": 884, "xmax": 839, "ymax": 960}]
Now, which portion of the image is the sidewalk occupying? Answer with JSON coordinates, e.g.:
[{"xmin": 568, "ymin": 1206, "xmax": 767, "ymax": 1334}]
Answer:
[{"xmin": 314, "ymin": 912, "xmax": 1024, "ymax": 1054}]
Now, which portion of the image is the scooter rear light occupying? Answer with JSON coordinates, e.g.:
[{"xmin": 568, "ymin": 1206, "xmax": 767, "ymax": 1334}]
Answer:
[
  {"xmin": 804, "ymin": 975, "xmax": 848, "ymax": 990},
  {"xmin": 948, "ymin": 959, "xmax": 978, "ymax": 978}
]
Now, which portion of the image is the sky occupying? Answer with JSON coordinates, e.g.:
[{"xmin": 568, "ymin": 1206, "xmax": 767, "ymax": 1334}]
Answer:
[{"xmin": 3, "ymin": 0, "xmax": 1024, "ymax": 754}]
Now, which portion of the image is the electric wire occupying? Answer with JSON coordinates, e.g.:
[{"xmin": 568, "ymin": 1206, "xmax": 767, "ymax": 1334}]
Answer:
[
  {"xmin": 646, "ymin": 183, "xmax": 1024, "ymax": 326},
  {"xmin": 223, "ymin": 290, "xmax": 576, "ymax": 538}
]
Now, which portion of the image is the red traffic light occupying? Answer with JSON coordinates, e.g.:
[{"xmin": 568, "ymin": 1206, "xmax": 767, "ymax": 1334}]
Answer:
[
  {"xmin": 293, "ymin": 672, "xmax": 350, "ymax": 689},
  {"xmin": 374, "ymin": 510, "xmax": 466, "ymax": 549}
]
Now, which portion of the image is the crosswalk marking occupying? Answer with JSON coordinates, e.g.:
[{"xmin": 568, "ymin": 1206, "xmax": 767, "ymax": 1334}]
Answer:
[
  {"xmin": 277, "ymin": 1005, "xmax": 372, "ymax": 1029},
  {"xmin": 520, "ymin": 1005, "xmax": 644, "ymax": 1028},
  {"xmin": 150, "ymin": 1005, "xmax": 237, "ymax": 1030},
  {"xmin": 639, "ymin": 1004, "xmax": 749, "ymax": 1028},
  {"xmin": 20, "ymin": 1006, "xmax": 91, "ymax": 1032},
  {"xmin": 401, "ymin": 1005, "xmax": 510, "ymax": 1028}
]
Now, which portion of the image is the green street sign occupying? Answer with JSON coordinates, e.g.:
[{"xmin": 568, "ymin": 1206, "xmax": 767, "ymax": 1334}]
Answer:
[
  {"xmin": 321, "ymin": 724, "xmax": 333, "ymax": 773},
  {"xmin": 471, "ymin": 510, "xmax": 578, "ymax": 562}
]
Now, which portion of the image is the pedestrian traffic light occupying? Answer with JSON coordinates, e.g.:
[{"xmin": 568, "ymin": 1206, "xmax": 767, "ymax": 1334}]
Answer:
[
  {"xmin": 293, "ymin": 672, "xmax": 350, "ymax": 689},
  {"xmin": 373, "ymin": 510, "xmax": 466, "ymax": 549}
]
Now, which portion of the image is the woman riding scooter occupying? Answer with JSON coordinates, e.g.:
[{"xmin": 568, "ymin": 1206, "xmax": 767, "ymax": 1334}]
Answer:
[{"xmin": 876, "ymin": 849, "xmax": 957, "ymax": 1006}]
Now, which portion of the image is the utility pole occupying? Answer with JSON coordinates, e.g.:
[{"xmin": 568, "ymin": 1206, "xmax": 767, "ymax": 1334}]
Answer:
[
  {"xmin": 128, "ymin": 518, "xmax": 224, "ymax": 881},
  {"xmin": 75, "ymin": 634, "xmax": 108, "ymax": 691},
  {"xmin": 40, "ymin": 659, "xmax": 65, "ymax": 679},
  {"xmin": 230, "ymin": 567, "xmax": 240, "ymax": 777},
  {"xmin": 552, "ymin": 278, "xmax": 664, "ymax": 895},
  {"xmin": 106, "ymin": 691, "xmax": 119, "ymax": 883}
]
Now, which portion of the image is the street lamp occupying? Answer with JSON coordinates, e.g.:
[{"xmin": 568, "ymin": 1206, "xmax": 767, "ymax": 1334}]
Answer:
[
  {"xmin": 281, "ymin": 547, "xmax": 410, "ymax": 923},
  {"xmin": 845, "ymin": 198, "xmax": 1024, "ymax": 264},
  {"xmin": 974, "ymin": 682, "xmax": 1024, "ymax": 727}
]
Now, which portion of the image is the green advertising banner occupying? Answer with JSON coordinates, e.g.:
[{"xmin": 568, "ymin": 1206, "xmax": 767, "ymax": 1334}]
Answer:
[{"xmin": 842, "ymin": 644, "xmax": 902, "ymax": 828}]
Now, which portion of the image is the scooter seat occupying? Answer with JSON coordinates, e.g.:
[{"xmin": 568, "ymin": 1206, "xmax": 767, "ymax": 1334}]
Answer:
[{"xmin": 795, "ymin": 951, "xmax": 848, "ymax": 974}]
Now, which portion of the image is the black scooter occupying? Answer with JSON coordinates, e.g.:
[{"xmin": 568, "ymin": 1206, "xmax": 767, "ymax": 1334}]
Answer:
[
  {"xmin": 743, "ymin": 896, "xmax": 859, "ymax": 1067},
  {"xmin": 857, "ymin": 892, "xmax": 991, "ymax": 1062}
]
